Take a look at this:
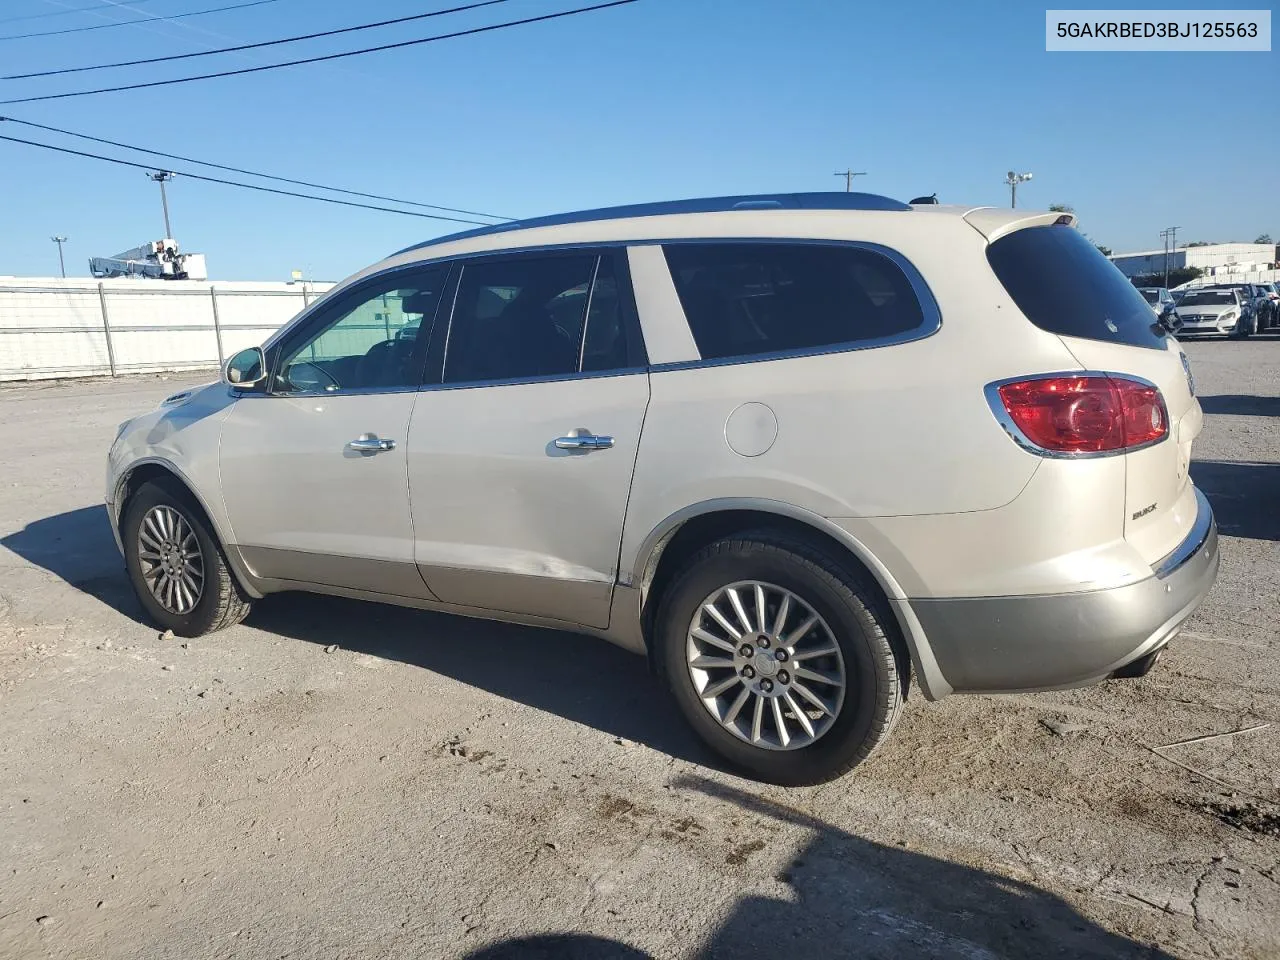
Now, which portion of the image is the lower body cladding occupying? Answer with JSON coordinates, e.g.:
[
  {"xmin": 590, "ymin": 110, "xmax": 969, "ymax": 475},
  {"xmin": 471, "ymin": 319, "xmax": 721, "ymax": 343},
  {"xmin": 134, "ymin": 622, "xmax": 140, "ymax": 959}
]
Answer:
[{"xmin": 906, "ymin": 488, "xmax": 1219, "ymax": 695}]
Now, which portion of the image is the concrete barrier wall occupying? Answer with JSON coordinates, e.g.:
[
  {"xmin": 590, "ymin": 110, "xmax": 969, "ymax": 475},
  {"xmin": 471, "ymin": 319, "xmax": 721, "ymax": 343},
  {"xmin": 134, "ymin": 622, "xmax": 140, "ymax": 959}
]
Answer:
[{"xmin": 0, "ymin": 277, "xmax": 335, "ymax": 381}]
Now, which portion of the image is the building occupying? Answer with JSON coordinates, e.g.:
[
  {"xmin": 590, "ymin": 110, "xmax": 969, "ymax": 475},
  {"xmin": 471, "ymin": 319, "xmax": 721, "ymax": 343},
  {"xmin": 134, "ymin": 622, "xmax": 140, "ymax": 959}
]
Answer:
[{"xmin": 1109, "ymin": 242, "xmax": 1277, "ymax": 284}]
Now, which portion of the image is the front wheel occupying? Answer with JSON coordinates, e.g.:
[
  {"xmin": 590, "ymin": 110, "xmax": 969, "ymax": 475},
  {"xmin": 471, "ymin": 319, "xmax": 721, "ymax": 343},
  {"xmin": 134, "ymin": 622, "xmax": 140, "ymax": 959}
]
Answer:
[
  {"xmin": 656, "ymin": 531, "xmax": 906, "ymax": 785},
  {"xmin": 122, "ymin": 481, "xmax": 252, "ymax": 636}
]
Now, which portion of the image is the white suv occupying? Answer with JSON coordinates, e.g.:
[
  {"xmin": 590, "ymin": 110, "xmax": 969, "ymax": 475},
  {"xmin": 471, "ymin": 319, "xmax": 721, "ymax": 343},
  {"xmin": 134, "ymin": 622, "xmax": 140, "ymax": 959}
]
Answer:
[{"xmin": 106, "ymin": 193, "xmax": 1219, "ymax": 784}]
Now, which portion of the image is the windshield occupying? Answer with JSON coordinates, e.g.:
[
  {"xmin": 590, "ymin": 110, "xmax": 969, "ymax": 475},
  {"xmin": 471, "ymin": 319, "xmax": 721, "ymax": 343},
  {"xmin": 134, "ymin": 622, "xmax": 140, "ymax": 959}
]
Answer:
[
  {"xmin": 1139, "ymin": 289, "xmax": 1159, "ymax": 304},
  {"xmin": 1179, "ymin": 291, "xmax": 1235, "ymax": 306}
]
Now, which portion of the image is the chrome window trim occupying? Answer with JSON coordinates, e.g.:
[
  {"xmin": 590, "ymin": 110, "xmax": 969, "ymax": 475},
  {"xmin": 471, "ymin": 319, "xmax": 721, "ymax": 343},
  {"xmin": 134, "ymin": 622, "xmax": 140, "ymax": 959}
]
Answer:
[
  {"xmin": 251, "ymin": 237, "xmax": 939, "ymax": 392},
  {"xmin": 983, "ymin": 371, "xmax": 1170, "ymax": 460},
  {"xmin": 420, "ymin": 365, "xmax": 649, "ymax": 393}
]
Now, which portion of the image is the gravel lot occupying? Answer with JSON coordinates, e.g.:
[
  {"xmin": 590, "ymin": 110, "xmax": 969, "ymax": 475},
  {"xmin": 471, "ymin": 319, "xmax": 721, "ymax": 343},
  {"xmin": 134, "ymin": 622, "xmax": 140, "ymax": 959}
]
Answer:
[{"xmin": 1, "ymin": 338, "xmax": 1277, "ymax": 960}]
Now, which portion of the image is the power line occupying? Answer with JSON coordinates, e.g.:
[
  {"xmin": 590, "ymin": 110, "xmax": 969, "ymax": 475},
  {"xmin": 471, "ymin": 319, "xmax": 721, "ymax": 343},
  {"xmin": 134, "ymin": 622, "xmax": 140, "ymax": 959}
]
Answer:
[
  {"xmin": 0, "ymin": 0, "xmax": 638, "ymax": 103},
  {"xmin": 0, "ymin": 132, "xmax": 497, "ymax": 224},
  {"xmin": 0, "ymin": 0, "xmax": 164, "ymax": 26},
  {"xmin": 5, "ymin": 0, "xmax": 509, "ymax": 72},
  {"xmin": 0, "ymin": 115, "xmax": 510, "ymax": 220},
  {"xmin": 1, "ymin": 0, "xmax": 286, "ymax": 42}
]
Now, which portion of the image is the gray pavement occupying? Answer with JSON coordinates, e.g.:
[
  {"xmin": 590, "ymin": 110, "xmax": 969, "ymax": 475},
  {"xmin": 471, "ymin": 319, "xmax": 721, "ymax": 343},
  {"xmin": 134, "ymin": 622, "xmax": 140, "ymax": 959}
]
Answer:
[{"xmin": 1, "ymin": 339, "xmax": 1277, "ymax": 960}]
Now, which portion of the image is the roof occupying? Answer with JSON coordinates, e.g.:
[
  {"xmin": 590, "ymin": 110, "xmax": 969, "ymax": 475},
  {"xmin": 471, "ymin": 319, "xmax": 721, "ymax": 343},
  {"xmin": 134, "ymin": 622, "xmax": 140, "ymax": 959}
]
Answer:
[{"xmin": 393, "ymin": 191, "xmax": 912, "ymax": 256}]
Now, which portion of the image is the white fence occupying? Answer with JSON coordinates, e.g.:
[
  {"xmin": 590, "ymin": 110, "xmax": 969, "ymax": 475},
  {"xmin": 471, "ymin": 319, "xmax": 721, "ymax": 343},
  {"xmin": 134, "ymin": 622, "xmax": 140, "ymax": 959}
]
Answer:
[{"xmin": 0, "ymin": 277, "xmax": 336, "ymax": 381}]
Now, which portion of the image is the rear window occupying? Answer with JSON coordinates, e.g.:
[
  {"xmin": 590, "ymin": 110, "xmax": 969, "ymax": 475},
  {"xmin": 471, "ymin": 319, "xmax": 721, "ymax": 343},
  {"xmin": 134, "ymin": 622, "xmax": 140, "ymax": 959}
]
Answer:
[
  {"xmin": 663, "ymin": 242, "xmax": 928, "ymax": 362},
  {"xmin": 987, "ymin": 225, "xmax": 1166, "ymax": 349}
]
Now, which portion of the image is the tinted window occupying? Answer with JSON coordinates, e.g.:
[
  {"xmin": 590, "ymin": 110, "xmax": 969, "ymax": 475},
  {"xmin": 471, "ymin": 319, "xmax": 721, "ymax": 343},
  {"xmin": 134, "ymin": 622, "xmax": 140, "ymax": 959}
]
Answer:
[
  {"xmin": 275, "ymin": 266, "xmax": 448, "ymax": 393},
  {"xmin": 663, "ymin": 242, "xmax": 927, "ymax": 362},
  {"xmin": 581, "ymin": 255, "xmax": 645, "ymax": 372},
  {"xmin": 444, "ymin": 256, "xmax": 597, "ymax": 383},
  {"xmin": 988, "ymin": 227, "xmax": 1165, "ymax": 349}
]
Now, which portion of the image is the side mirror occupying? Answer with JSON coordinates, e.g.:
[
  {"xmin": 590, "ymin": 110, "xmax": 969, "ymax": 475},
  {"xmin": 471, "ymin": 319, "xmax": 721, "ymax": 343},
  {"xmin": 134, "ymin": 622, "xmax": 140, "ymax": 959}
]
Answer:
[
  {"xmin": 1158, "ymin": 307, "xmax": 1180, "ymax": 333},
  {"xmin": 223, "ymin": 346, "xmax": 266, "ymax": 390}
]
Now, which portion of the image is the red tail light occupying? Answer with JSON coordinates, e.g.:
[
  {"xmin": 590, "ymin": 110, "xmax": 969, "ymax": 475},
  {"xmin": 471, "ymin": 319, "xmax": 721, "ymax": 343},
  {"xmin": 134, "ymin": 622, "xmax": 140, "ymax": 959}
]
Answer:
[{"xmin": 992, "ymin": 375, "xmax": 1167, "ymax": 454}]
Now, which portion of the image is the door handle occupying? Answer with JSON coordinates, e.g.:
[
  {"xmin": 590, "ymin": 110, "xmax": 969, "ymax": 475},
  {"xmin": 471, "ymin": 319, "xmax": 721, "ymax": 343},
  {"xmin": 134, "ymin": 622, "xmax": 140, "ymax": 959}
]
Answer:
[
  {"xmin": 554, "ymin": 433, "xmax": 614, "ymax": 451},
  {"xmin": 348, "ymin": 434, "xmax": 396, "ymax": 453}
]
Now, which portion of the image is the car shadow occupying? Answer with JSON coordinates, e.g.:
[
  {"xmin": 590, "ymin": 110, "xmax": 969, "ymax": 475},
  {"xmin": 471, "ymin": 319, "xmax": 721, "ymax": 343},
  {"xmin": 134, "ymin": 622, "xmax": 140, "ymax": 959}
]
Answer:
[
  {"xmin": 1190, "ymin": 460, "xmax": 1280, "ymax": 542},
  {"xmin": 2, "ymin": 502, "xmax": 717, "ymax": 765},
  {"xmin": 250, "ymin": 590, "xmax": 720, "ymax": 767},
  {"xmin": 1197, "ymin": 394, "xmax": 1280, "ymax": 417},
  {"xmin": 0, "ymin": 504, "xmax": 147, "ymax": 622},
  {"xmin": 460, "ymin": 776, "xmax": 1176, "ymax": 959}
]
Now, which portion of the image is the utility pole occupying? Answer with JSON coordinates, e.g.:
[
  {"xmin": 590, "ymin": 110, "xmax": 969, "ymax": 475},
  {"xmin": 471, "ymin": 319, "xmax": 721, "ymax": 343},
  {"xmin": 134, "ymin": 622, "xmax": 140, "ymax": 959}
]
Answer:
[
  {"xmin": 50, "ymin": 236, "xmax": 68, "ymax": 278},
  {"xmin": 833, "ymin": 169, "xmax": 867, "ymax": 192},
  {"xmin": 146, "ymin": 171, "xmax": 176, "ymax": 238},
  {"xmin": 1003, "ymin": 170, "xmax": 1033, "ymax": 208},
  {"xmin": 1159, "ymin": 226, "xmax": 1180, "ymax": 287}
]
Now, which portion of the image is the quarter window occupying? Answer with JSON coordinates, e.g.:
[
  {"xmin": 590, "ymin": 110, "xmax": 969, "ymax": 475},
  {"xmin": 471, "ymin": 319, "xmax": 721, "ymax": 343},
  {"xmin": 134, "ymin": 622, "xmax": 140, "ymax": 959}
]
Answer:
[
  {"xmin": 663, "ymin": 242, "xmax": 927, "ymax": 362},
  {"xmin": 275, "ymin": 267, "xmax": 448, "ymax": 393}
]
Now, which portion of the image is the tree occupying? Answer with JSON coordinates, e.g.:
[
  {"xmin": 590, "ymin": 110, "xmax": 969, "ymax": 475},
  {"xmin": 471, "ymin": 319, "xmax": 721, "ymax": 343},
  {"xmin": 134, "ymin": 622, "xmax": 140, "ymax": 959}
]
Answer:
[
  {"xmin": 1256, "ymin": 234, "xmax": 1272, "ymax": 244},
  {"xmin": 1048, "ymin": 203, "xmax": 1074, "ymax": 213},
  {"xmin": 1095, "ymin": 244, "xmax": 1112, "ymax": 257},
  {"xmin": 1187, "ymin": 241, "xmax": 1211, "ymax": 247}
]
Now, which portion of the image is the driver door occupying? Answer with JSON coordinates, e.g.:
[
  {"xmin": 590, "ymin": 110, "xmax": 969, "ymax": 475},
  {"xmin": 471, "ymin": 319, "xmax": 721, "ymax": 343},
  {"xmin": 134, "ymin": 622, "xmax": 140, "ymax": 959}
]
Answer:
[{"xmin": 218, "ymin": 263, "xmax": 450, "ymax": 598}]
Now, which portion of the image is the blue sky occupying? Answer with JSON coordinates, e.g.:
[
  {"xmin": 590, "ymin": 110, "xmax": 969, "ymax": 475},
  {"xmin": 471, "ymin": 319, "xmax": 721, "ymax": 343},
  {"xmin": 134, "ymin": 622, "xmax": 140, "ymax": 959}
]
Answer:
[{"xmin": 0, "ymin": 0, "xmax": 1275, "ymax": 280}]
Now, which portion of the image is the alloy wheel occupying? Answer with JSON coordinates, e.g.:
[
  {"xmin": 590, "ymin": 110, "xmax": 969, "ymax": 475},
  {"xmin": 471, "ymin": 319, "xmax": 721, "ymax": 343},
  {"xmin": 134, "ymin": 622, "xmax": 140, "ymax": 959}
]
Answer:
[
  {"xmin": 137, "ymin": 505, "xmax": 205, "ymax": 615},
  {"xmin": 685, "ymin": 580, "xmax": 847, "ymax": 751}
]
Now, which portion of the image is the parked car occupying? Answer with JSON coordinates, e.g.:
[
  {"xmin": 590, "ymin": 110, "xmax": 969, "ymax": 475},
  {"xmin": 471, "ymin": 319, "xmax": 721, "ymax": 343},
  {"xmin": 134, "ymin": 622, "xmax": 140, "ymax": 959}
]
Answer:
[
  {"xmin": 1197, "ymin": 283, "xmax": 1267, "ymax": 335},
  {"xmin": 1173, "ymin": 288, "xmax": 1252, "ymax": 337},
  {"xmin": 1255, "ymin": 282, "xmax": 1279, "ymax": 332},
  {"xmin": 1137, "ymin": 286, "xmax": 1175, "ymax": 316},
  {"xmin": 106, "ymin": 193, "xmax": 1218, "ymax": 785}
]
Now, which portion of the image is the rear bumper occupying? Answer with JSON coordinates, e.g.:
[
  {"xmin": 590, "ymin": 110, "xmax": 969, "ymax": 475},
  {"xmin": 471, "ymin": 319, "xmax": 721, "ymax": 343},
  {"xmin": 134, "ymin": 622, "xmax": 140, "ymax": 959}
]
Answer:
[{"xmin": 909, "ymin": 487, "xmax": 1219, "ymax": 694}]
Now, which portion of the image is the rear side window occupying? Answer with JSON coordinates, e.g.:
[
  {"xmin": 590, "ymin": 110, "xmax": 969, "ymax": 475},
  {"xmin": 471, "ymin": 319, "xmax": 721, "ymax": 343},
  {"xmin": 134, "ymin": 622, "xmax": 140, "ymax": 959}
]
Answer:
[
  {"xmin": 663, "ymin": 242, "xmax": 927, "ymax": 362},
  {"xmin": 987, "ymin": 226, "xmax": 1166, "ymax": 349}
]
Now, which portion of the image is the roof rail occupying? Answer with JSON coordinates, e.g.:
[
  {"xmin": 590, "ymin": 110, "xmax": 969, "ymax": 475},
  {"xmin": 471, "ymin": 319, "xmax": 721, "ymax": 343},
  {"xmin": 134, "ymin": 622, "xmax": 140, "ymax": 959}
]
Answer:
[{"xmin": 392, "ymin": 191, "xmax": 911, "ymax": 257}]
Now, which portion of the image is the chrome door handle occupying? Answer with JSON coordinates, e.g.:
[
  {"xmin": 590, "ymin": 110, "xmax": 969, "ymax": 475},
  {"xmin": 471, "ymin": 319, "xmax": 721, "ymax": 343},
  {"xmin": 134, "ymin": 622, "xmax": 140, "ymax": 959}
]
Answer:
[
  {"xmin": 348, "ymin": 434, "xmax": 396, "ymax": 453},
  {"xmin": 554, "ymin": 433, "xmax": 614, "ymax": 450}
]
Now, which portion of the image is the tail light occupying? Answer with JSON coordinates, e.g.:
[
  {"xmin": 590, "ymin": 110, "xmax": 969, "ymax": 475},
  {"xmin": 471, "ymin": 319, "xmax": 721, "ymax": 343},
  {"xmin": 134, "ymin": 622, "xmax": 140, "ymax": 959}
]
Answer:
[{"xmin": 989, "ymin": 374, "xmax": 1167, "ymax": 455}]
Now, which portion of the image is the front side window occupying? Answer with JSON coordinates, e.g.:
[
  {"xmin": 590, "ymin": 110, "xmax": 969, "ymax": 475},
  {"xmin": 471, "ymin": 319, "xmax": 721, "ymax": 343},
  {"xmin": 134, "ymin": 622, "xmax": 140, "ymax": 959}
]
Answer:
[
  {"xmin": 274, "ymin": 267, "xmax": 449, "ymax": 394},
  {"xmin": 442, "ymin": 255, "xmax": 600, "ymax": 384},
  {"xmin": 663, "ymin": 242, "xmax": 927, "ymax": 362}
]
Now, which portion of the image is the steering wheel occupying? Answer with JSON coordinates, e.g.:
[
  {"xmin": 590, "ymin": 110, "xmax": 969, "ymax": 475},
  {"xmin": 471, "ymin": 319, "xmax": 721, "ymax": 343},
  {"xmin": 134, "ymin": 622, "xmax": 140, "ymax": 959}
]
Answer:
[{"xmin": 280, "ymin": 359, "xmax": 341, "ymax": 393}]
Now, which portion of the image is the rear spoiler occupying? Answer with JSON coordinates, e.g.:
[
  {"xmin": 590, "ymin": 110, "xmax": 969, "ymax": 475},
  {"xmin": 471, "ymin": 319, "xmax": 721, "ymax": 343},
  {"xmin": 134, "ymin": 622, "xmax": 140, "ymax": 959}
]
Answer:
[{"xmin": 962, "ymin": 207, "xmax": 1079, "ymax": 243}]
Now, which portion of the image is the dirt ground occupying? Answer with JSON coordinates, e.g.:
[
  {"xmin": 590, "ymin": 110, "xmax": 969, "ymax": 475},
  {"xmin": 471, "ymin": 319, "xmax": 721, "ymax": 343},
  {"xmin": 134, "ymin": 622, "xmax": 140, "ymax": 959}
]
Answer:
[{"xmin": 1, "ymin": 339, "xmax": 1277, "ymax": 960}]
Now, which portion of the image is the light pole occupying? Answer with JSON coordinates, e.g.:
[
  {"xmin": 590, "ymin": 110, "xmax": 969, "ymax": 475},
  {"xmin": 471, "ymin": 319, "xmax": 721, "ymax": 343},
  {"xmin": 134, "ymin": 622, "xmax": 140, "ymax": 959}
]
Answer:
[
  {"xmin": 50, "ymin": 235, "xmax": 68, "ymax": 278},
  {"xmin": 1159, "ymin": 226, "xmax": 1180, "ymax": 288},
  {"xmin": 1003, "ymin": 170, "xmax": 1033, "ymax": 208},
  {"xmin": 146, "ymin": 171, "xmax": 176, "ymax": 238},
  {"xmin": 833, "ymin": 169, "xmax": 867, "ymax": 192}
]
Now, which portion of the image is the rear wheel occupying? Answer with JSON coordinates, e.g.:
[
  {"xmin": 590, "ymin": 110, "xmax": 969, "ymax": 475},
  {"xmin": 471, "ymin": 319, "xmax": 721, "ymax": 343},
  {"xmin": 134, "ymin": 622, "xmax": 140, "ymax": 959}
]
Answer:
[
  {"xmin": 122, "ymin": 481, "xmax": 251, "ymax": 636},
  {"xmin": 656, "ymin": 531, "xmax": 905, "ymax": 785}
]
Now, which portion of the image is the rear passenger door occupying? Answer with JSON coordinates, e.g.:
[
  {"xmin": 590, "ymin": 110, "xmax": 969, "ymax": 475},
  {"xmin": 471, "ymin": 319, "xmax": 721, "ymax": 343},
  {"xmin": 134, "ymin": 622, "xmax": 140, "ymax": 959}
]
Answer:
[{"xmin": 407, "ymin": 248, "xmax": 650, "ymax": 629}]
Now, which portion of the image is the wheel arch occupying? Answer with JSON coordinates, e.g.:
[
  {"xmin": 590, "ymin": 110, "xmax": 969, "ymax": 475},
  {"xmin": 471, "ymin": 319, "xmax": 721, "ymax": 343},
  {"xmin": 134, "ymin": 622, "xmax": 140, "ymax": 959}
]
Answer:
[
  {"xmin": 631, "ymin": 499, "xmax": 949, "ymax": 699},
  {"xmin": 114, "ymin": 458, "xmax": 264, "ymax": 599}
]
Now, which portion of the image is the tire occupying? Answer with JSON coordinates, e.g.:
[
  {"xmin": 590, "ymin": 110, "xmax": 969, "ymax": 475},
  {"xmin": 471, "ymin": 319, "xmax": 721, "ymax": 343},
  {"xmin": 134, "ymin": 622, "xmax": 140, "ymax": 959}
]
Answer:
[
  {"xmin": 655, "ymin": 530, "xmax": 906, "ymax": 786},
  {"xmin": 1228, "ymin": 316, "xmax": 1248, "ymax": 340},
  {"xmin": 122, "ymin": 480, "xmax": 252, "ymax": 637}
]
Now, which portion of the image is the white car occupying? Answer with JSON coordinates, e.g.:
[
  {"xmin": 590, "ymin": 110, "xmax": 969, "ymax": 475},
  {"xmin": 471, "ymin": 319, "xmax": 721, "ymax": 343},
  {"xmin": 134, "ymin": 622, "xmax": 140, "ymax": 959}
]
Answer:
[
  {"xmin": 107, "ymin": 193, "xmax": 1219, "ymax": 784},
  {"xmin": 1136, "ymin": 286, "xmax": 1175, "ymax": 317},
  {"xmin": 1173, "ymin": 288, "xmax": 1251, "ymax": 337}
]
